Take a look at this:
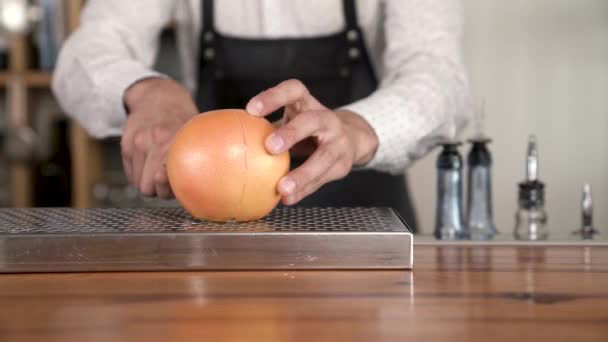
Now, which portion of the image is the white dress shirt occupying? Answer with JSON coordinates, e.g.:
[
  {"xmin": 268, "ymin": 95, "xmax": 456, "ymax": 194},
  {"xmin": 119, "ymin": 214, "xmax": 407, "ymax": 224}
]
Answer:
[{"xmin": 52, "ymin": 0, "xmax": 471, "ymax": 175}]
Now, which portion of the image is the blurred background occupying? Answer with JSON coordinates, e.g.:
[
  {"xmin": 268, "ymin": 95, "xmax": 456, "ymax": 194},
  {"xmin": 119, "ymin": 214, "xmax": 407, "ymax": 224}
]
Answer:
[
  {"xmin": 410, "ymin": 0, "xmax": 608, "ymax": 236},
  {"xmin": 0, "ymin": 0, "xmax": 605, "ymax": 236}
]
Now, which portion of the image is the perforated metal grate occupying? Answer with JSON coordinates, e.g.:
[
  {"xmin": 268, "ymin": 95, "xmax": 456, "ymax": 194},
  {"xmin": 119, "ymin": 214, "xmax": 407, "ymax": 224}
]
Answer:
[{"xmin": 0, "ymin": 207, "xmax": 409, "ymax": 235}]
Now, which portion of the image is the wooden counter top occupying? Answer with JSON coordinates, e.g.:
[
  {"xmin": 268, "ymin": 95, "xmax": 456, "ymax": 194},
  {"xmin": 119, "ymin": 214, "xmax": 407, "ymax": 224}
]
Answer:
[{"xmin": 1, "ymin": 245, "xmax": 607, "ymax": 341}]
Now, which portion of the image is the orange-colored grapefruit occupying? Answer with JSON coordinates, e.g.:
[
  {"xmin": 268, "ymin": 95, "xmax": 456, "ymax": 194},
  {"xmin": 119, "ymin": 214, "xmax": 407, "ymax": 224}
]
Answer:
[{"xmin": 167, "ymin": 109, "xmax": 290, "ymax": 222}]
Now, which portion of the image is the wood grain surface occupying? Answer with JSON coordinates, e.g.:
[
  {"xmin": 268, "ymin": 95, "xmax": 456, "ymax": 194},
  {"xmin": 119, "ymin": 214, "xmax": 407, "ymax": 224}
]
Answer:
[{"xmin": 0, "ymin": 245, "xmax": 607, "ymax": 341}]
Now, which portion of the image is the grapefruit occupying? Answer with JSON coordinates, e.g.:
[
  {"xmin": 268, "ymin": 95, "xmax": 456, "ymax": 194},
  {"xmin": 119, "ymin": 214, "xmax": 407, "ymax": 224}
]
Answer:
[{"xmin": 167, "ymin": 109, "xmax": 290, "ymax": 222}]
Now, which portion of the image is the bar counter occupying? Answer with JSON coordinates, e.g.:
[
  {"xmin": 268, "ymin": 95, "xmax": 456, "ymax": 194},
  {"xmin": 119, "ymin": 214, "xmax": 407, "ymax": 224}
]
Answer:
[{"xmin": 1, "ymin": 243, "xmax": 607, "ymax": 341}]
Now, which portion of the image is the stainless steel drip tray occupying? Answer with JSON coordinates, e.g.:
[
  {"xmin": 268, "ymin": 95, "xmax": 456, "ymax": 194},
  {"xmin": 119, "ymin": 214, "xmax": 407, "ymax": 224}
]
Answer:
[{"xmin": 0, "ymin": 207, "xmax": 413, "ymax": 272}]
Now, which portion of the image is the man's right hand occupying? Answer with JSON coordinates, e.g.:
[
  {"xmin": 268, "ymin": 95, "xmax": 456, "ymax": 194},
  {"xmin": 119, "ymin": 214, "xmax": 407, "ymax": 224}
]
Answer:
[{"xmin": 121, "ymin": 78, "xmax": 198, "ymax": 198}]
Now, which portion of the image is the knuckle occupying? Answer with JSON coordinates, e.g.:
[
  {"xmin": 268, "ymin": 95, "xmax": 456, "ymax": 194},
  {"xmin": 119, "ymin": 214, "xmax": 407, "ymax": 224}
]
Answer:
[
  {"xmin": 133, "ymin": 131, "xmax": 149, "ymax": 151},
  {"xmin": 285, "ymin": 78, "xmax": 304, "ymax": 89},
  {"xmin": 333, "ymin": 113, "xmax": 345, "ymax": 128},
  {"xmin": 335, "ymin": 157, "xmax": 352, "ymax": 178},
  {"xmin": 140, "ymin": 173, "xmax": 159, "ymax": 197},
  {"xmin": 279, "ymin": 124, "xmax": 299, "ymax": 145},
  {"xmin": 317, "ymin": 146, "xmax": 340, "ymax": 164},
  {"xmin": 260, "ymin": 87, "xmax": 279, "ymax": 96},
  {"xmin": 336, "ymin": 134, "xmax": 350, "ymax": 147},
  {"xmin": 293, "ymin": 166, "xmax": 314, "ymax": 185},
  {"xmin": 120, "ymin": 139, "xmax": 132, "ymax": 158},
  {"xmin": 303, "ymin": 110, "xmax": 322, "ymax": 125},
  {"xmin": 265, "ymin": 86, "xmax": 281, "ymax": 98},
  {"xmin": 285, "ymin": 79, "xmax": 309, "ymax": 96},
  {"xmin": 154, "ymin": 170, "xmax": 168, "ymax": 184},
  {"xmin": 152, "ymin": 125, "xmax": 172, "ymax": 143},
  {"xmin": 262, "ymin": 87, "xmax": 286, "ymax": 106},
  {"xmin": 325, "ymin": 113, "xmax": 342, "ymax": 131}
]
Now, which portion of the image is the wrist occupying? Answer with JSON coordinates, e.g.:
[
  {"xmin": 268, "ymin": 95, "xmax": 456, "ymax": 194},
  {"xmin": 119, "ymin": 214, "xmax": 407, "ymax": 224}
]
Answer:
[
  {"xmin": 336, "ymin": 110, "xmax": 378, "ymax": 166},
  {"xmin": 124, "ymin": 77, "xmax": 165, "ymax": 112},
  {"xmin": 124, "ymin": 78, "xmax": 197, "ymax": 117}
]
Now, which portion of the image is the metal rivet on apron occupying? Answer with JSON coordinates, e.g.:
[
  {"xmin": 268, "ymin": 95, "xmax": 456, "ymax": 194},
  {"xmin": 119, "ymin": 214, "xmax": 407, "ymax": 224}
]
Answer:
[
  {"xmin": 204, "ymin": 48, "xmax": 215, "ymax": 60},
  {"xmin": 348, "ymin": 47, "xmax": 360, "ymax": 60},
  {"xmin": 346, "ymin": 29, "xmax": 358, "ymax": 42},
  {"xmin": 203, "ymin": 31, "xmax": 214, "ymax": 42}
]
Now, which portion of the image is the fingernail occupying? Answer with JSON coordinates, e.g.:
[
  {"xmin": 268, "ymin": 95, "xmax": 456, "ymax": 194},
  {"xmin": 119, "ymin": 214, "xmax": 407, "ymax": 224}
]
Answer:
[
  {"xmin": 266, "ymin": 134, "xmax": 284, "ymax": 154},
  {"xmin": 278, "ymin": 177, "xmax": 296, "ymax": 195},
  {"xmin": 246, "ymin": 99, "xmax": 263, "ymax": 116}
]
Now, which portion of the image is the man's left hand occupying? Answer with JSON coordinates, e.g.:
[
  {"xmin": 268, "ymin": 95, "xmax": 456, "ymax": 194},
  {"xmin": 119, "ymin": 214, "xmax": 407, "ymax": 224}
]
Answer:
[{"xmin": 246, "ymin": 79, "xmax": 379, "ymax": 205}]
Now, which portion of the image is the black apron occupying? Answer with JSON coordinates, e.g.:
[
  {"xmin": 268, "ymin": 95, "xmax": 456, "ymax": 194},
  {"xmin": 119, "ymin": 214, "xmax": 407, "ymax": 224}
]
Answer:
[{"xmin": 196, "ymin": 0, "xmax": 417, "ymax": 230}]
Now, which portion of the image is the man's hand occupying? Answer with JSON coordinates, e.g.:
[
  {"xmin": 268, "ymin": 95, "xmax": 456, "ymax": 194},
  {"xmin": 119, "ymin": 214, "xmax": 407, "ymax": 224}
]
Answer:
[
  {"xmin": 245, "ymin": 79, "xmax": 379, "ymax": 205},
  {"xmin": 122, "ymin": 78, "xmax": 198, "ymax": 198}
]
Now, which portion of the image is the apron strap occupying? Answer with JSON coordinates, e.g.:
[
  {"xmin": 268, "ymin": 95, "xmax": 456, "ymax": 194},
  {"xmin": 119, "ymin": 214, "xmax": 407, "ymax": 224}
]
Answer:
[
  {"xmin": 342, "ymin": 0, "xmax": 359, "ymax": 30},
  {"xmin": 202, "ymin": 0, "xmax": 214, "ymax": 33}
]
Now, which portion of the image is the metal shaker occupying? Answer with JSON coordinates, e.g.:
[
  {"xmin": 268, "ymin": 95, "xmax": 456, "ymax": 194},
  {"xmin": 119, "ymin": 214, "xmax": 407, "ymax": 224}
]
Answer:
[
  {"xmin": 435, "ymin": 142, "xmax": 467, "ymax": 240},
  {"xmin": 466, "ymin": 138, "xmax": 497, "ymax": 240},
  {"xmin": 514, "ymin": 135, "xmax": 548, "ymax": 241},
  {"xmin": 573, "ymin": 183, "xmax": 598, "ymax": 240}
]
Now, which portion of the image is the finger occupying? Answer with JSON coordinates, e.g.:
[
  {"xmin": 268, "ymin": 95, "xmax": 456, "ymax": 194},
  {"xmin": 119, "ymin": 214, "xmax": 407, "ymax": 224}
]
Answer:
[
  {"xmin": 132, "ymin": 150, "xmax": 146, "ymax": 193},
  {"xmin": 245, "ymin": 79, "xmax": 322, "ymax": 117},
  {"xmin": 265, "ymin": 110, "xmax": 328, "ymax": 154},
  {"xmin": 131, "ymin": 130, "xmax": 152, "ymax": 194},
  {"xmin": 277, "ymin": 145, "xmax": 341, "ymax": 200},
  {"xmin": 156, "ymin": 182, "xmax": 173, "ymax": 199},
  {"xmin": 122, "ymin": 154, "xmax": 134, "ymax": 185},
  {"xmin": 283, "ymin": 159, "xmax": 350, "ymax": 205},
  {"xmin": 120, "ymin": 129, "xmax": 135, "ymax": 185},
  {"xmin": 154, "ymin": 166, "xmax": 174, "ymax": 199},
  {"xmin": 139, "ymin": 147, "xmax": 165, "ymax": 197}
]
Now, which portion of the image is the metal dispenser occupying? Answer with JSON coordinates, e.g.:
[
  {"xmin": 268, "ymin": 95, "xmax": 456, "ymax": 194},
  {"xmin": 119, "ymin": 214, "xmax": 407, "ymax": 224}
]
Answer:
[
  {"xmin": 514, "ymin": 135, "xmax": 548, "ymax": 241},
  {"xmin": 573, "ymin": 183, "xmax": 598, "ymax": 240},
  {"xmin": 466, "ymin": 138, "xmax": 497, "ymax": 240},
  {"xmin": 466, "ymin": 101, "xmax": 497, "ymax": 240},
  {"xmin": 435, "ymin": 142, "xmax": 467, "ymax": 240}
]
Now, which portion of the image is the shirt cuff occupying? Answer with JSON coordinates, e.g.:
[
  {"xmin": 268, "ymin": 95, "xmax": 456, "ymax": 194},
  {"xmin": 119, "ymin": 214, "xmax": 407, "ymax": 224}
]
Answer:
[{"xmin": 341, "ymin": 93, "xmax": 426, "ymax": 175}]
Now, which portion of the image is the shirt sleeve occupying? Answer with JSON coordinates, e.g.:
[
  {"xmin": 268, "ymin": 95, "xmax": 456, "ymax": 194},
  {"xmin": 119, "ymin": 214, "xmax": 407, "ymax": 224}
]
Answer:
[
  {"xmin": 342, "ymin": 0, "xmax": 472, "ymax": 175},
  {"xmin": 51, "ymin": 0, "xmax": 175, "ymax": 138}
]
